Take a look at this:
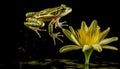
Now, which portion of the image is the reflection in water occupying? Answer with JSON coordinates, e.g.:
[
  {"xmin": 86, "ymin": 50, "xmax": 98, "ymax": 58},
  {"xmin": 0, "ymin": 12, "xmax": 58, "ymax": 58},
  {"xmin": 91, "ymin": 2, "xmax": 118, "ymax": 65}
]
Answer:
[{"xmin": 19, "ymin": 59, "xmax": 119, "ymax": 69}]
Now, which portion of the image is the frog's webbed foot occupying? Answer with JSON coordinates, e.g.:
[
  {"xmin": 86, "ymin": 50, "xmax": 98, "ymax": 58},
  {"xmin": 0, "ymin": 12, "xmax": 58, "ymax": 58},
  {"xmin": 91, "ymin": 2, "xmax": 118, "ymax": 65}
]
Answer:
[
  {"xmin": 27, "ymin": 26, "xmax": 47, "ymax": 38},
  {"xmin": 55, "ymin": 21, "xmax": 68, "ymax": 29},
  {"xmin": 50, "ymin": 32, "xmax": 64, "ymax": 46}
]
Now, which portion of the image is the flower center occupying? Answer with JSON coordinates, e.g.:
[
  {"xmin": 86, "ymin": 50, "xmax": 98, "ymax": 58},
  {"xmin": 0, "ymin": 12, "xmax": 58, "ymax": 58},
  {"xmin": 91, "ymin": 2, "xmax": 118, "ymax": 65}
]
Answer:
[{"xmin": 77, "ymin": 29, "xmax": 100, "ymax": 46}]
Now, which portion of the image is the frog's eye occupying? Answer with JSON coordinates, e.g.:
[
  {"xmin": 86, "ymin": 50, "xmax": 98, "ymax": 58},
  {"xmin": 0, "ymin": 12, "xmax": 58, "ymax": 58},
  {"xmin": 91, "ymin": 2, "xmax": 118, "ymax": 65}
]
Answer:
[{"xmin": 61, "ymin": 4, "xmax": 66, "ymax": 7}]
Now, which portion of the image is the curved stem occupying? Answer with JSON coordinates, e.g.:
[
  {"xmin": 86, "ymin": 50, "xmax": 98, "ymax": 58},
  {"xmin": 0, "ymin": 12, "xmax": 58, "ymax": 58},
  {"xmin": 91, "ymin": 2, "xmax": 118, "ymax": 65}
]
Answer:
[{"xmin": 84, "ymin": 48, "xmax": 93, "ymax": 65}]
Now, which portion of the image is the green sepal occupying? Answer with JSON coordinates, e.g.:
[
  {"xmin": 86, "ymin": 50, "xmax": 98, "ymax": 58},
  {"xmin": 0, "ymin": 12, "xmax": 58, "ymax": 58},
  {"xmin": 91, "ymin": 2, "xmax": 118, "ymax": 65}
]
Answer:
[
  {"xmin": 62, "ymin": 29, "xmax": 80, "ymax": 45},
  {"xmin": 102, "ymin": 45, "xmax": 118, "ymax": 50},
  {"xmin": 69, "ymin": 26, "xmax": 77, "ymax": 38},
  {"xmin": 100, "ymin": 37, "xmax": 118, "ymax": 45},
  {"xmin": 92, "ymin": 44, "xmax": 102, "ymax": 52},
  {"xmin": 82, "ymin": 45, "xmax": 92, "ymax": 52},
  {"xmin": 59, "ymin": 45, "xmax": 82, "ymax": 53},
  {"xmin": 62, "ymin": 29, "xmax": 74, "ymax": 42},
  {"xmin": 99, "ymin": 27, "xmax": 110, "ymax": 41}
]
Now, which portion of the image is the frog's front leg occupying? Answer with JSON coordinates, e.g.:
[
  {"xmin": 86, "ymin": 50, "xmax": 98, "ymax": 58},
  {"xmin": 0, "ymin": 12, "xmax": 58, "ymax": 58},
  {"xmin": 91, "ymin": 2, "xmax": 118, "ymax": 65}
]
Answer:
[
  {"xmin": 48, "ymin": 19, "xmax": 64, "ymax": 46},
  {"xmin": 54, "ymin": 17, "xmax": 68, "ymax": 29},
  {"xmin": 24, "ymin": 20, "xmax": 46, "ymax": 38}
]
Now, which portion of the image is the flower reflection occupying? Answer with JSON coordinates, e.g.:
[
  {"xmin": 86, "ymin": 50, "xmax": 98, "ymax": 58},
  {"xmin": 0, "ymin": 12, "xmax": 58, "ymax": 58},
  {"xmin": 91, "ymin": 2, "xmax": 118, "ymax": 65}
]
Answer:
[{"xmin": 19, "ymin": 59, "xmax": 119, "ymax": 69}]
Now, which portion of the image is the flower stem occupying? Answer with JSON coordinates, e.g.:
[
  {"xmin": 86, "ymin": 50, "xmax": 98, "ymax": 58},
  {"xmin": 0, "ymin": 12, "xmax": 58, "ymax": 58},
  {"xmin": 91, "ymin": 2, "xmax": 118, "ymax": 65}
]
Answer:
[{"xmin": 84, "ymin": 49, "xmax": 93, "ymax": 65}]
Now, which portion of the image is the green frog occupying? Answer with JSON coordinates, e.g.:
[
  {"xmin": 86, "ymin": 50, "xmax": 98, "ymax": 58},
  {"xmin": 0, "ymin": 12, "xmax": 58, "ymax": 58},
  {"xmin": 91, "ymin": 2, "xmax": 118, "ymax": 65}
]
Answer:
[{"xmin": 24, "ymin": 4, "xmax": 72, "ymax": 45}]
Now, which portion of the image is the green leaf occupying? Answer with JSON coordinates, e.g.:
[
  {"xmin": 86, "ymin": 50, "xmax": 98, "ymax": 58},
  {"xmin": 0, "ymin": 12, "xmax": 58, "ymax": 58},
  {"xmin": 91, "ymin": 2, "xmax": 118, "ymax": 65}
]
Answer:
[
  {"xmin": 100, "ymin": 37, "xmax": 118, "ymax": 45},
  {"xmin": 99, "ymin": 27, "xmax": 110, "ymax": 41},
  {"xmin": 102, "ymin": 45, "xmax": 118, "ymax": 50},
  {"xmin": 92, "ymin": 44, "xmax": 102, "ymax": 52},
  {"xmin": 59, "ymin": 45, "xmax": 82, "ymax": 53}
]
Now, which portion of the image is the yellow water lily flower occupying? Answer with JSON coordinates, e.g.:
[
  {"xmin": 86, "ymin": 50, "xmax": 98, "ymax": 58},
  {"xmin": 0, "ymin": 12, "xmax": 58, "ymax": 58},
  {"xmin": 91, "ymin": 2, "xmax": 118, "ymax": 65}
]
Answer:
[{"xmin": 60, "ymin": 19, "xmax": 118, "ymax": 64}]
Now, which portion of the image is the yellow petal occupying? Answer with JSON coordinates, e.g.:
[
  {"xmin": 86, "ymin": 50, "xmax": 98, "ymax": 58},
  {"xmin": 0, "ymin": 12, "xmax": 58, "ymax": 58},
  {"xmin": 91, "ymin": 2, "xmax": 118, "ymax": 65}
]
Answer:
[
  {"xmin": 88, "ymin": 20, "xmax": 98, "ymax": 34},
  {"xmin": 87, "ymin": 20, "xmax": 98, "ymax": 40},
  {"xmin": 81, "ymin": 21, "xmax": 88, "ymax": 33}
]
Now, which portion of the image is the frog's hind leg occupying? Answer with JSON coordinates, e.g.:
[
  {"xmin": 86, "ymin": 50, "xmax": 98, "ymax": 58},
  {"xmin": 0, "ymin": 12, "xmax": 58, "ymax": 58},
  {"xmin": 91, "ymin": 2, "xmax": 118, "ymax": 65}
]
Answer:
[
  {"xmin": 24, "ymin": 23, "xmax": 46, "ymax": 38},
  {"xmin": 26, "ymin": 26, "xmax": 42, "ymax": 38}
]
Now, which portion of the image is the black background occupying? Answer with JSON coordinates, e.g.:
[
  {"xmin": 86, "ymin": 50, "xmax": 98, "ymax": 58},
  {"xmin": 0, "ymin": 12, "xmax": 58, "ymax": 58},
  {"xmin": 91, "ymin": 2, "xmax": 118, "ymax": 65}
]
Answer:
[{"xmin": 1, "ymin": 0, "xmax": 120, "ymax": 65}]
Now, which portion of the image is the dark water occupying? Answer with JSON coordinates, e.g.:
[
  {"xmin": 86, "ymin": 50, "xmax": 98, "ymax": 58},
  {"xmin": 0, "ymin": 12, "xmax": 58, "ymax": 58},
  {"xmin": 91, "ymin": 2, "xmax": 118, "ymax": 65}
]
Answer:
[{"xmin": 1, "ymin": 59, "xmax": 118, "ymax": 69}]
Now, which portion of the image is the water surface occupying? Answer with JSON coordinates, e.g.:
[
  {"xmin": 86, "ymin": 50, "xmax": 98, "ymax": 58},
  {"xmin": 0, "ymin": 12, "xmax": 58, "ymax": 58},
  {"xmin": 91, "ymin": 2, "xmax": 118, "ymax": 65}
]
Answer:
[{"xmin": 18, "ymin": 59, "xmax": 120, "ymax": 69}]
